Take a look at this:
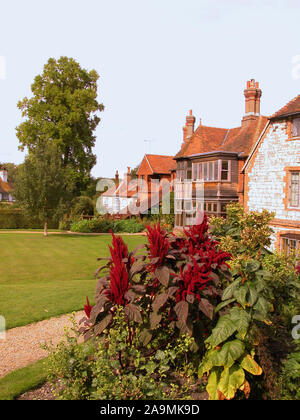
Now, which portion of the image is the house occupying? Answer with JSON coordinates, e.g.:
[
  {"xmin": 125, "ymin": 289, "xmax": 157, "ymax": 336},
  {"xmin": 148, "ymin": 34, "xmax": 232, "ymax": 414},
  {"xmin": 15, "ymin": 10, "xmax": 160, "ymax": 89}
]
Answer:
[
  {"xmin": 243, "ymin": 94, "xmax": 300, "ymax": 252},
  {"xmin": 0, "ymin": 166, "xmax": 13, "ymax": 202},
  {"xmin": 174, "ymin": 80, "xmax": 268, "ymax": 227},
  {"xmin": 100, "ymin": 155, "xmax": 176, "ymax": 216},
  {"xmin": 100, "ymin": 169, "xmax": 138, "ymax": 215},
  {"xmin": 136, "ymin": 154, "xmax": 176, "ymax": 214}
]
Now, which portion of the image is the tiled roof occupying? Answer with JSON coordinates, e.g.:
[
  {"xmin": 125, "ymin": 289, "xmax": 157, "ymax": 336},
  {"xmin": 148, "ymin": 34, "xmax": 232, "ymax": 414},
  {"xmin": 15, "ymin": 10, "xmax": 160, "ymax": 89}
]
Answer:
[
  {"xmin": 270, "ymin": 94, "xmax": 300, "ymax": 119},
  {"xmin": 138, "ymin": 154, "xmax": 176, "ymax": 175},
  {"xmin": 175, "ymin": 116, "xmax": 268, "ymax": 158},
  {"xmin": 0, "ymin": 179, "xmax": 13, "ymax": 194}
]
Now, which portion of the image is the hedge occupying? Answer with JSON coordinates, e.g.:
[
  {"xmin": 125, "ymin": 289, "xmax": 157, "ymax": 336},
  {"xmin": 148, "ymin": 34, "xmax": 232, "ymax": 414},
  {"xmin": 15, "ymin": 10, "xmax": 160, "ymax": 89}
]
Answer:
[
  {"xmin": 0, "ymin": 208, "xmax": 57, "ymax": 229},
  {"xmin": 70, "ymin": 218, "xmax": 145, "ymax": 234}
]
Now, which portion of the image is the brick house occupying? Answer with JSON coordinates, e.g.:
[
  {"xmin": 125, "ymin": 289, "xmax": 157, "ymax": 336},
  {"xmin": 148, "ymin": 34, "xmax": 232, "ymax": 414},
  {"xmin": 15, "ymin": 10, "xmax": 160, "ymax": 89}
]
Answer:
[
  {"xmin": 101, "ymin": 154, "xmax": 176, "ymax": 215},
  {"xmin": 136, "ymin": 154, "xmax": 176, "ymax": 214},
  {"xmin": 174, "ymin": 80, "xmax": 267, "ymax": 227},
  {"xmin": 243, "ymin": 95, "xmax": 300, "ymax": 252},
  {"xmin": 0, "ymin": 166, "xmax": 13, "ymax": 202}
]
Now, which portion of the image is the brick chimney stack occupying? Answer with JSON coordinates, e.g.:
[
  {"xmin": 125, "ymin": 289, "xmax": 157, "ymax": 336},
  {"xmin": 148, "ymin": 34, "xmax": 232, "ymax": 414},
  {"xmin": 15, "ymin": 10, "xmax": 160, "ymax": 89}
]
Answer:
[
  {"xmin": 183, "ymin": 110, "xmax": 195, "ymax": 143},
  {"xmin": 115, "ymin": 170, "xmax": 119, "ymax": 186},
  {"xmin": 242, "ymin": 79, "xmax": 262, "ymax": 123},
  {"xmin": 126, "ymin": 167, "xmax": 131, "ymax": 183}
]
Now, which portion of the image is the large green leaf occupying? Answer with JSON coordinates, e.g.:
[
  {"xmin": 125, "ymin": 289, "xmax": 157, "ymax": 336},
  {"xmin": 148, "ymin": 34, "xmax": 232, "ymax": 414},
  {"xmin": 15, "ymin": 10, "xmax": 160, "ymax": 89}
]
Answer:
[
  {"xmin": 213, "ymin": 340, "xmax": 245, "ymax": 368},
  {"xmin": 222, "ymin": 278, "xmax": 242, "ymax": 301},
  {"xmin": 240, "ymin": 354, "xmax": 262, "ymax": 375},
  {"xmin": 214, "ymin": 298, "xmax": 236, "ymax": 314},
  {"xmin": 218, "ymin": 365, "xmax": 245, "ymax": 400},
  {"xmin": 206, "ymin": 368, "xmax": 221, "ymax": 400},
  {"xmin": 233, "ymin": 285, "xmax": 248, "ymax": 307},
  {"xmin": 229, "ymin": 307, "xmax": 251, "ymax": 336},
  {"xmin": 245, "ymin": 259, "xmax": 261, "ymax": 273},
  {"xmin": 198, "ymin": 349, "xmax": 219, "ymax": 377},
  {"xmin": 206, "ymin": 315, "xmax": 237, "ymax": 348}
]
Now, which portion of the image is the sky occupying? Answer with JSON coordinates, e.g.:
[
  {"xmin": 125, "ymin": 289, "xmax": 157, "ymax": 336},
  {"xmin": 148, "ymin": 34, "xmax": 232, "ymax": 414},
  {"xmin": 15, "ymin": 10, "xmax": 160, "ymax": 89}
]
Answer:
[{"xmin": 0, "ymin": 0, "xmax": 300, "ymax": 178}]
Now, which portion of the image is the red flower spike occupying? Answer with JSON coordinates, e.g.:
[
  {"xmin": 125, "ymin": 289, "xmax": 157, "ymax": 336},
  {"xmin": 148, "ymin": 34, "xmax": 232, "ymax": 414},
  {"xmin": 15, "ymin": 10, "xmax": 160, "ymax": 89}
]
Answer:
[
  {"xmin": 103, "ymin": 233, "xmax": 131, "ymax": 307},
  {"xmin": 84, "ymin": 296, "xmax": 93, "ymax": 318},
  {"xmin": 146, "ymin": 223, "xmax": 170, "ymax": 271}
]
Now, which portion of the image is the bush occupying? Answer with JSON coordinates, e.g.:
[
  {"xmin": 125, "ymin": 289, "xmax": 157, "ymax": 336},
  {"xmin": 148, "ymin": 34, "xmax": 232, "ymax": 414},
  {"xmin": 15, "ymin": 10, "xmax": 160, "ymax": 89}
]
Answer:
[
  {"xmin": 280, "ymin": 340, "xmax": 300, "ymax": 400},
  {"xmin": 71, "ymin": 196, "xmax": 95, "ymax": 217},
  {"xmin": 44, "ymin": 313, "xmax": 198, "ymax": 400},
  {"xmin": 70, "ymin": 218, "xmax": 145, "ymax": 234},
  {"xmin": 0, "ymin": 208, "xmax": 57, "ymax": 229},
  {"xmin": 47, "ymin": 206, "xmax": 298, "ymax": 400}
]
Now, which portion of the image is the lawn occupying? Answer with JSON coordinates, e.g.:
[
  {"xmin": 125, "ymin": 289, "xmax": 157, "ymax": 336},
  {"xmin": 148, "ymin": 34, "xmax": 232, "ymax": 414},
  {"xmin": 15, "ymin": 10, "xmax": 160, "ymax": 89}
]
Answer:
[{"xmin": 0, "ymin": 233, "xmax": 144, "ymax": 329}]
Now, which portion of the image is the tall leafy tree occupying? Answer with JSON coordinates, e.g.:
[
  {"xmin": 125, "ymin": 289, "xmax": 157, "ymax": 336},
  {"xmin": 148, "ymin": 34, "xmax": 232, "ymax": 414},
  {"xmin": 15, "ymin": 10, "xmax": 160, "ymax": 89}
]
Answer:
[
  {"xmin": 14, "ymin": 143, "xmax": 73, "ymax": 236},
  {"xmin": 16, "ymin": 56, "xmax": 104, "ymax": 193}
]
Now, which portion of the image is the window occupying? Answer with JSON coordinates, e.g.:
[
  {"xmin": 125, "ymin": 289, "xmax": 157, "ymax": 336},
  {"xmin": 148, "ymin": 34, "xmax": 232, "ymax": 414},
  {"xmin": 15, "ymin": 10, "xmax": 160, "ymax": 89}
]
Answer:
[
  {"xmin": 292, "ymin": 117, "xmax": 300, "ymax": 137},
  {"xmin": 290, "ymin": 172, "xmax": 300, "ymax": 208},
  {"xmin": 192, "ymin": 160, "xmax": 230, "ymax": 181},
  {"xmin": 281, "ymin": 236, "xmax": 300, "ymax": 256},
  {"xmin": 221, "ymin": 161, "xmax": 229, "ymax": 180}
]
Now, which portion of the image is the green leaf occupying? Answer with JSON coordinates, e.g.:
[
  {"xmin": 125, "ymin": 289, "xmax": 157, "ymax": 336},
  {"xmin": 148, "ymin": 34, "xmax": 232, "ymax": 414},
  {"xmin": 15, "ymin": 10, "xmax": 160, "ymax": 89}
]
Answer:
[
  {"xmin": 206, "ymin": 368, "xmax": 221, "ymax": 400},
  {"xmin": 247, "ymin": 286, "xmax": 259, "ymax": 306},
  {"xmin": 229, "ymin": 307, "xmax": 251, "ymax": 336},
  {"xmin": 233, "ymin": 285, "xmax": 248, "ymax": 307},
  {"xmin": 198, "ymin": 349, "xmax": 219, "ymax": 377},
  {"xmin": 206, "ymin": 315, "xmax": 237, "ymax": 348},
  {"xmin": 218, "ymin": 365, "xmax": 245, "ymax": 400},
  {"xmin": 214, "ymin": 298, "xmax": 236, "ymax": 314},
  {"xmin": 253, "ymin": 297, "xmax": 272, "ymax": 317},
  {"xmin": 240, "ymin": 354, "xmax": 262, "ymax": 376},
  {"xmin": 222, "ymin": 278, "xmax": 242, "ymax": 301},
  {"xmin": 245, "ymin": 259, "xmax": 261, "ymax": 273},
  {"xmin": 213, "ymin": 340, "xmax": 245, "ymax": 368},
  {"xmin": 155, "ymin": 266, "xmax": 170, "ymax": 287}
]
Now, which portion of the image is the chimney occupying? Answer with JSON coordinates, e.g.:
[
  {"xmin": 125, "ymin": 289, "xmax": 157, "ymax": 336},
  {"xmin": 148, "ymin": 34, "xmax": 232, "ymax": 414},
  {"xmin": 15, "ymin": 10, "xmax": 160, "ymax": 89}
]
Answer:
[
  {"xmin": 0, "ymin": 166, "xmax": 7, "ymax": 183},
  {"xmin": 115, "ymin": 170, "xmax": 119, "ymax": 186},
  {"xmin": 126, "ymin": 167, "xmax": 131, "ymax": 183},
  {"xmin": 242, "ymin": 79, "xmax": 262, "ymax": 123},
  {"xmin": 183, "ymin": 110, "xmax": 195, "ymax": 143}
]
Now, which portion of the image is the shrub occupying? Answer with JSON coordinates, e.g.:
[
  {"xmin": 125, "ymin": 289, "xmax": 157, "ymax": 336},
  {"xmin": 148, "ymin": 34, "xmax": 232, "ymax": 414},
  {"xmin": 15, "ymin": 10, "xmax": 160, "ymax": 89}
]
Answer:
[
  {"xmin": 280, "ymin": 340, "xmax": 300, "ymax": 400},
  {"xmin": 0, "ymin": 208, "xmax": 57, "ymax": 229},
  {"xmin": 70, "ymin": 218, "xmax": 145, "ymax": 234},
  {"xmin": 71, "ymin": 196, "xmax": 95, "ymax": 217}
]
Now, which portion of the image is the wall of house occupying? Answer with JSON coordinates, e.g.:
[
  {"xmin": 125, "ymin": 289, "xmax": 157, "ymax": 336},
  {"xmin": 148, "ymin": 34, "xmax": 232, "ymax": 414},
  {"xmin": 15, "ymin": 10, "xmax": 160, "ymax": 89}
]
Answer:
[{"xmin": 245, "ymin": 120, "xmax": 300, "ymax": 249}]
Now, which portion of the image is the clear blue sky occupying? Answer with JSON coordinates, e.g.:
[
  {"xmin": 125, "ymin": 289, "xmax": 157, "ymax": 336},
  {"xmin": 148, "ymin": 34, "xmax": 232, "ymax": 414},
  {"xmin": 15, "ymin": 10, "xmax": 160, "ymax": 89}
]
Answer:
[{"xmin": 0, "ymin": 0, "xmax": 300, "ymax": 178}]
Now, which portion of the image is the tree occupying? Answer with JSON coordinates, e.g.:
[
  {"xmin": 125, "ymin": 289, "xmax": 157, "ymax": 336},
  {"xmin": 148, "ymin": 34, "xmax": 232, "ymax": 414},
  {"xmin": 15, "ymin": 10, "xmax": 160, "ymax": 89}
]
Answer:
[
  {"xmin": 14, "ymin": 143, "xmax": 73, "ymax": 236},
  {"xmin": 16, "ymin": 56, "xmax": 104, "ymax": 193}
]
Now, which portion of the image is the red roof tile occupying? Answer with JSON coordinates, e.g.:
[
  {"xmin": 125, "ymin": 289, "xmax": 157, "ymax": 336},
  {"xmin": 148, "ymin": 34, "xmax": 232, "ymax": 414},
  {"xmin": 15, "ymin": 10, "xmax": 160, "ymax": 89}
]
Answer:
[
  {"xmin": 0, "ymin": 179, "xmax": 13, "ymax": 194},
  {"xmin": 175, "ymin": 116, "xmax": 268, "ymax": 158},
  {"xmin": 270, "ymin": 94, "xmax": 300, "ymax": 119},
  {"xmin": 137, "ymin": 154, "xmax": 176, "ymax": 175}
]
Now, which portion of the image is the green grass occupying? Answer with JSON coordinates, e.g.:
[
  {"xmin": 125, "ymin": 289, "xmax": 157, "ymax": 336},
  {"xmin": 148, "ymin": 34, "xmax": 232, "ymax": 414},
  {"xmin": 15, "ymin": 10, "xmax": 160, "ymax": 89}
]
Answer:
[
  {"xmin": 0, "ymin": 358, "xmax": 48, "ymax": 400},
  {"xmin": 0, "ymin": 233, "xmax": 144, "ymax": 329}
]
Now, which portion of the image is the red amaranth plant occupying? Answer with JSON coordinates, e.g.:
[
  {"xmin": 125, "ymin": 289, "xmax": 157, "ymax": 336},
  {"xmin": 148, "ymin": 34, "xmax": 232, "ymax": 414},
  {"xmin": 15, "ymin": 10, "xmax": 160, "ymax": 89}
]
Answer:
[
  {"xmin": 146, "ymin": 223, "xmax": 170, "ymax": 271},
  {"xmin": 84, "ymin": 296, "xmax": 93, "ymax": 318},
  {"xmin": 104, "ymin": 233, "xmax": 131, "ymax": 306}
]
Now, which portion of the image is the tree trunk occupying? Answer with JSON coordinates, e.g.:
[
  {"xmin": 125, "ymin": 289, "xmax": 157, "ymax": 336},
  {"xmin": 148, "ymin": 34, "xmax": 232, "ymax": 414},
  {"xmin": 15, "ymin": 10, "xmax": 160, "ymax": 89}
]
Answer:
[{"xmin": 44, "ymin": 222, "xmax": 48, "ymax": 237}]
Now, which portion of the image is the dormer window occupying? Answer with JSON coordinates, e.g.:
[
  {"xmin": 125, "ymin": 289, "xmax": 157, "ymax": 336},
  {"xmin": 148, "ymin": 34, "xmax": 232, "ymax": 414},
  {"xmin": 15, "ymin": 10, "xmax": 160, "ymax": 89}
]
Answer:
[{"xmin": 292, "ymin": 117, "xmax": 300, "ymax": 137}]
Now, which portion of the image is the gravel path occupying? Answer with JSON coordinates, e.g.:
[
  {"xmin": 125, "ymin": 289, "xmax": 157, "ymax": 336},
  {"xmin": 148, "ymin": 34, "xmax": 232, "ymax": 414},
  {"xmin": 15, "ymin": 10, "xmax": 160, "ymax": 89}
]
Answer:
[{"xmin": 0, "ymin": 311, "xmax": 84, "ymax": 379}]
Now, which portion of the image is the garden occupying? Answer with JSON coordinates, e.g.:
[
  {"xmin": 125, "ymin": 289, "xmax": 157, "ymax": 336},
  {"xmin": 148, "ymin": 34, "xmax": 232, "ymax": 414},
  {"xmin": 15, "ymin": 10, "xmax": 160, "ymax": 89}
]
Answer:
[{"xmin": 16, "ymin": 203, "xmax": 299, "ymax": 401}]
